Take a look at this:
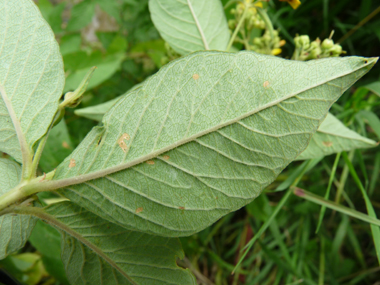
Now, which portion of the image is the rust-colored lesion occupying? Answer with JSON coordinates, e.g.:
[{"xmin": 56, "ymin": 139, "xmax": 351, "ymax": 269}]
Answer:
[
  {"xmin": 146, "ymin": 160, "xmax": 155, "ymax": 165},
  {"xmin": 162, "ymin": 155, "xmax": 170, "ymax": 160},
  {"xmin": 192, "ymin": 73, "xmax": 200, "ymax": 80},
  {"xmin": 322, "ymin": 141, "xmax": 333, "ymax": 147},
  {"xmin": 135, "ymin": 207, "xmax": 143, "ymax": 214},
  {"xmin": 118, "ymin": 133, "xmax": 130, "ymax": 152},
  {"xmin": 263, "ymin": 81, "xmax": 270, "ymax": 88},
  {"xmin": 69, "ymin": 159, "xmax": 76, "ymax": 168}
]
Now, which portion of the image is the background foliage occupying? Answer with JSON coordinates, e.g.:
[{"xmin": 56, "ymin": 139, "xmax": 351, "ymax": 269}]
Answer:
[{"xmin": 1, "ymin": 0, "xmax": 380, "ymax": 284}]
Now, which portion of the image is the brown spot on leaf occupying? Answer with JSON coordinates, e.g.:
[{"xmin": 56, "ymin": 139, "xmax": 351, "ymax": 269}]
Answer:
[
  {"xmin": 62, "ymin": 141, "xmax": 70, "ymax": 149},
  {"xmin": 322, "ymin": 141, "xmax": 333, "ymax": 147},
  {"xmin": 162, "ymin": 155, "xmax": 170, "ymax": 160},
  {"xmin": 193, "ymin": 74, "xmax": 200, "ymax": 80},
  {"xmin": 179, "ymin": 206, "xmax": 185, "ymax": 210},
  {"xmin": 69, "ymin": 159, "xmax": 76, "ymax": 168},
  {"xmin": 135, "ymin": 207, "xmax": 143, "ymax": 214},
  {"xmin": 118, "ymin": 133, "xmax": 130, "ymax": 153},
  {"xmin": 146, "ymin": 160, "xmax": 155, "ymax": 165},
  {"xmin": 263, "ymin": 81, "xmax": 270, "ymax": 88}
]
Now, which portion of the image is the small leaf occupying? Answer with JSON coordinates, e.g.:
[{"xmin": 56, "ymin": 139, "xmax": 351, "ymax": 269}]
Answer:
[
  {"xmin": 297, "ymin": 113, "xmax": 377, "ymax": 160},
  {"xmin": 149, "ymin": 0, "xmax": 230, "ymax": 55},
  {"xmin": 75, "ymin": 96, "xmax": 122, "ymax": 121},
  {"xmin": 0, "ymin": 158, "xmax": 37, "ymax": 259},
  {"xmin": 49, "ymin": 52, "xmax": 377, "ymax": 237},
  {"xmin": 0, "ymin": 0, "xmax": 65, "ymax": 163}
]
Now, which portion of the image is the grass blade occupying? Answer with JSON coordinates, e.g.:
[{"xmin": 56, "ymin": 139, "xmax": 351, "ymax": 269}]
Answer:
[
  {"xmin": 342, "ymin": 151, "xmax": 380, "ymax": 265},
  {"xmin": 316, "ymin": 152, "xmax": 341, "ymax": 233}
]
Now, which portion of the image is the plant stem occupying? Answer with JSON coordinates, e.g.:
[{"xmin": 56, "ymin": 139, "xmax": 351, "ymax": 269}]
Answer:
[
  {"xmin": 227, "ymin": 2, "xmax": 249, "ymax": 51},
  {"xmin": 257, "ymin": 7, "xmax": 274, "ymax": 39},
  {"xmin": 0, "ymin": 183, "xmax": 27, "ymax": 212},
  {"xmin": 293, "ymin": 187, "xmax": 380, "ymax": 227}
]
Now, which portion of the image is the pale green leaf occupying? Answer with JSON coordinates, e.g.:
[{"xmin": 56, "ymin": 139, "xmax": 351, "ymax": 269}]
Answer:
[
  {"xmin": 22, "ymin": 202, "xmax": 196, "ymax": 285},
  {"xmin": 49, "ymin": 51, "xmax": 376, "ymax": 237},
  {"xmin": 149, "ymin": 0, "xmax": 230, "ymax": 55},
  {"xmin": 75, "ymin": 96, "xmax": 122, "ymax": 121},
  {"xmin": 0, "ymin": 0, "xmax": 65, "ymax": 163},
  {"xmin": 297, "ymin": 113, "xmax": 377, "ymax": 160},
  {"xmin": 0, "ymin": 158, "xmax": 37, "ymax": 259}
]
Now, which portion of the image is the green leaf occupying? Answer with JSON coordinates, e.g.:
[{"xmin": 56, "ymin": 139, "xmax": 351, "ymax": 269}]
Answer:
[
  {"xmin": 66, "ymin": 0, "xmax": 96, "ymax": 32},
  {"xmin": 0, "ymin": 158, "xmax": 37, "ymax": 259},
  {"xmin": 0, "ymin": 0, "xmax": 65, "ymax": 164},
  {"xmin": 364, "ymin": 81, "xmax": 380, "ymax": 96},
  {"xmin": 149, "ymin": 0, "xmax": 230, "ymax": 55},
  {"xmin": 297, "ymin": 113, "xmax": 377, "ymax": 160},
  {"xmin": 64, "ymin": 53, "xmax": 125, "ymax": 93},
  {"xmin": 28, "ymin": 221, "xmax": 70, "ymax": 285},
  {"xmin": 356, "ymin": 110, "xmax": 380, "ymax": 140},
  {"xmin": 20, "ymin": 202, "xmax": 196, "ymax": 285},
  {"xmin": 48, "ymin": 52, "xmax": 377, "ymax": 237}
]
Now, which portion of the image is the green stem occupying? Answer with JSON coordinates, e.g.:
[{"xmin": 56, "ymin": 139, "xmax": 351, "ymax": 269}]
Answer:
[
  {"xmin": 257, "ymin": 7, "xmax": 274, "ymax": 40},
  {"xmin": 293, "ymin": 187, "xmax": 380, "ymax": 227},
  {"xmin": 227, "ymin": 2, "xmax": 249, "ymax": 51},
  {"xmin": 0, "ymin": 182, "xmax": 27, "ymax": 212}
]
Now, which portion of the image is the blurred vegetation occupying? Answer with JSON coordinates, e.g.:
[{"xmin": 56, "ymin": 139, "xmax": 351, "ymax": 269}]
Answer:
[{"xmin": 1, "ymin": 0, "xmax": 380, "ymax": 284}]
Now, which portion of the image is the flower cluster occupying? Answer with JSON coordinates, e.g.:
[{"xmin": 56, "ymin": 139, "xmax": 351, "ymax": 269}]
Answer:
[
  {"xmin": 292, "ymin": 35, "xmax": 344, "ymax": 60},
  {"xmin": 251, "ymin": 30, "xmax": 286, "ymax": 55}
]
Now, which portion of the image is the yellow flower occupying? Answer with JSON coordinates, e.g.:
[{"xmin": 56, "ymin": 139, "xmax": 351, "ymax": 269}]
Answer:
[
  {"xmin": 271, "ymin": 48, "xmax": 282, "ymax": 55},
  {"xmin": 279, "ymin": 0, "xmax": 301, "ymax": 9}
]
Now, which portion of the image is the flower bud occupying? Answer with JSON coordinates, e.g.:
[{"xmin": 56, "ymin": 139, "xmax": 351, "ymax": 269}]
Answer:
[{"xmin": 321, "ymin": 38, "xmax": 334, "ymax": 50}]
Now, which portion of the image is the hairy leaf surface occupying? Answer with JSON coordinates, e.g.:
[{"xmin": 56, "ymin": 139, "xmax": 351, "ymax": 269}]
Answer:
[
  {"xmin": 0, "ymin": 0, "xmax": 64, "ymax": 163},
  {"xmin": 51, "ymin": 51, "xmax": 377, "ymax": 236},
  {"xmin": 23, "ymin": 202, "xmax": 196, "ymax": 285},
  {"xmin": 0, "ymin": 158, "xmax": 37, "ymax": 259},
  {"xmin": 297, "ymin": 113, "xmax": 377, "ymax": 160},
  {"xmin": 149, "ymin": 0, "xmax": 230, "ymax": 55},
  {"xmin": 75, "ymin": 98, "xmax": 376, "ymax": 159}
]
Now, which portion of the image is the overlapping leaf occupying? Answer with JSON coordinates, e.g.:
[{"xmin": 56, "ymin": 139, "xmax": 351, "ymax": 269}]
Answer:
[
  {"xmin": 21, "ymin": 202, "xmax": 196, "ymax": 285},
  {"xmin": 0, "ymin": 0, "xmax": 64, "ymax": 163},
  {"xmin": 50, "ymin": 51, "xmax": 377, "ymax": 237},
  {"xmin": 297, "ymin": 113, "xmax": 377, "ymax": 160},
  {"xmin": 0, "ymin": 158, "xmax": 37, "ymax": 259},
  {"xmin": 149, "ymin": 0, "xmax": 230, "ymax": 54}
]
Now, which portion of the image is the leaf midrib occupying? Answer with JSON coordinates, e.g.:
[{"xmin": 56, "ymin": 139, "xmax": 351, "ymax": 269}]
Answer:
[
  {"xmin": 0, "ymin": 85, "xmax": 30, "ymax": 168},
  {"xmin": 186, "ymin": 0, "xmax": 209, "ymax": 50},
  {"xmin": 37, "ymin": 58, "xmax": 374, "ymax": 192}
]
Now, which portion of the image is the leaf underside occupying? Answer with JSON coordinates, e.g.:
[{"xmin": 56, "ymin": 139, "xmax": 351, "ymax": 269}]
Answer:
[
  {"xmin": 0, "ymin": 158, "xmax": 37, "ymax": 259},
  {"xmin": 53, "ymin": 51, "xmax": 376, "ymax": 237},
  {"xmin": 0, "ymin": 0, "xmax": 64, "ymax": 162},
  {"xmin": 25, "ymin": 202, "xmax": 196, "ymax": 285},
  {"xmin": 149, "ymin": 0, "xmax": 230, "ymax": 55},
  {"xmin": 297, "ymin": 113, "xmax": 377, "ymax": 160}
]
